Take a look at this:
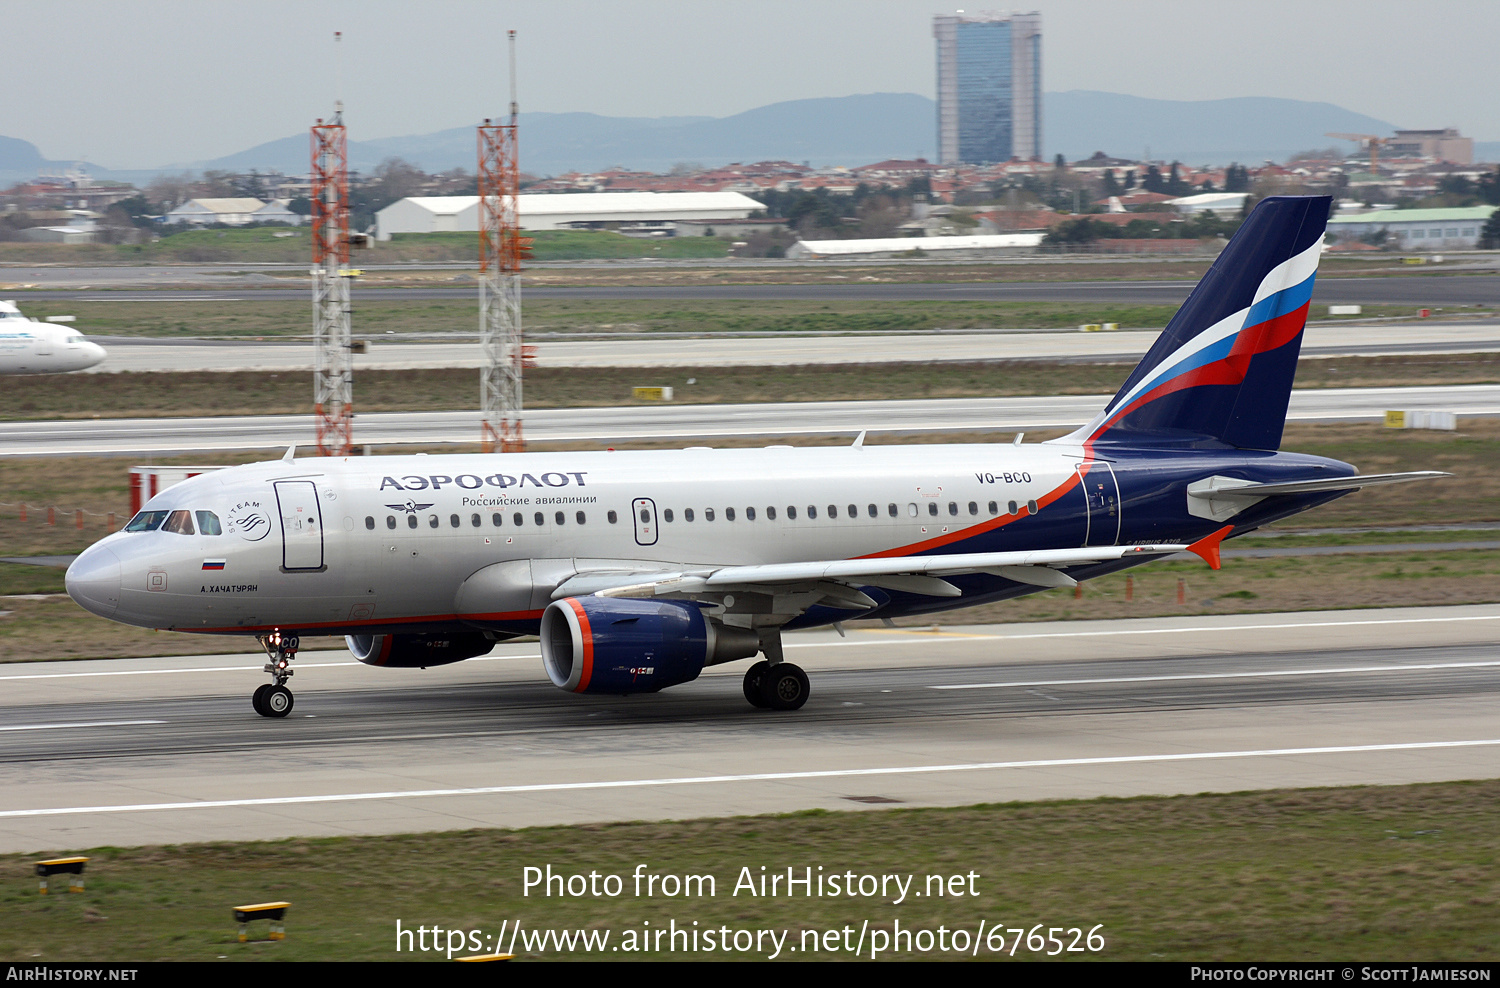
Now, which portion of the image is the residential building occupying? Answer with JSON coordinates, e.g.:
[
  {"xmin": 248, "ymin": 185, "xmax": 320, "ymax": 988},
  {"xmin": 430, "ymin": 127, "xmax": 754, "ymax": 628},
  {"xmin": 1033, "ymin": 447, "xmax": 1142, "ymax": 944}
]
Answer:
[{"xmin": 934, "ymin": 11, "xmax": 1042, "ymax": 164}]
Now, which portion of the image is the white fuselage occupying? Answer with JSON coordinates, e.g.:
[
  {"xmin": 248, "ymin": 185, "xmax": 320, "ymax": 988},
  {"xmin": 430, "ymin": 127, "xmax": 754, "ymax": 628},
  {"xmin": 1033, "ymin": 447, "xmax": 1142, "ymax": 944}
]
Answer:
[
  {"xmin": 68, "ymin": 443, "xmax": 1089, "ymax": 636},
  {"xmin": 0, "ymin": 303, "xmax": 106, "ymax": 374}
]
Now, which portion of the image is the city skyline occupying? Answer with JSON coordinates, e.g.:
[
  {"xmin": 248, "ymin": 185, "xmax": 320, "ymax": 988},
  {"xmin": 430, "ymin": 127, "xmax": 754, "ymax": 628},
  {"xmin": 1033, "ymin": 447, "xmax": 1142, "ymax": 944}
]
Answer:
[{"xmin": 1, "ymin": 1, "xmax": 1497, "ymax": 169}]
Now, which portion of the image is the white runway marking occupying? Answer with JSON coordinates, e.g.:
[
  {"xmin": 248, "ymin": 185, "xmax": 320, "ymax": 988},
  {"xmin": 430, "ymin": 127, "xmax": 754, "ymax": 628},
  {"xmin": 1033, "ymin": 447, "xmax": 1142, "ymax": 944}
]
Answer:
[
  {"xmin": 0, "ymin": 719, "xmax": 164, "ymax": 732},
  {"xmin": 3, "ymin": 739, "xmax": 1496, "ymax": 819},
  {"xmin": 932, "ymin": 659, "xmax": 1500, "ymax": 690}
]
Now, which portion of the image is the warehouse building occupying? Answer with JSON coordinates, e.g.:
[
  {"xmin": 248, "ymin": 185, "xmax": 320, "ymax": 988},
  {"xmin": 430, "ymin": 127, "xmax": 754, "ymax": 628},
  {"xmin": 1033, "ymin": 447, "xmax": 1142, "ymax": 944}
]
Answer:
[
  {"xmin": 374, "ymin": 191, "xmax": 765, "ymax": 240},
  {"xmin": 1326, "ymin": 205, "xmax": 1497, "ymax": 249},
  {"xmin": 786, "ymin": 233, "xmax": 1043, "ymax": 260}
]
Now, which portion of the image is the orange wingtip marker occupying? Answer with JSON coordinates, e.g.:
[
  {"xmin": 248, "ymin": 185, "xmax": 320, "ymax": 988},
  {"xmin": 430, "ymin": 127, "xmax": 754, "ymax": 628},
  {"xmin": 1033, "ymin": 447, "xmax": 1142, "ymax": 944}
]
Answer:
[{"xmin": 1187, "ymin": 525, "xmax": 1233, "ymax": 570}]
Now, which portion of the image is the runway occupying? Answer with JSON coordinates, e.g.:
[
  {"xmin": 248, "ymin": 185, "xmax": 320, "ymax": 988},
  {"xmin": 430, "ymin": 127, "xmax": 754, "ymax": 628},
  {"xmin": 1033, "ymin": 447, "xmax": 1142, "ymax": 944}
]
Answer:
[
  {"xmin": 26, "ymin": 273, "xmax": 1500, "ymax": 305},
  {"xmin": 5, "ymin": 384, "xmax": 1499, "ymax": 456},
  {"xmin": 1, "ymin": 604, "xmax": 1496, "ymax": 852},
  {"xmin": 80, "ymin": 320, "xmax": 1500, "ymax": 373}
]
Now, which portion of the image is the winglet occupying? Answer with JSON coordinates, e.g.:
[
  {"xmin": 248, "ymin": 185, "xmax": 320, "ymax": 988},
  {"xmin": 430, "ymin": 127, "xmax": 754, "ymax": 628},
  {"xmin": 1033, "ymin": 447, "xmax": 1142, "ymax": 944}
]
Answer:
[
  {"xmin": 281, "ymin": 444, "xmax": 297, "ymax": 462},
  {"xmin": 1187, "ymin": 525, "xmax": 1233, "ymax": 570}
]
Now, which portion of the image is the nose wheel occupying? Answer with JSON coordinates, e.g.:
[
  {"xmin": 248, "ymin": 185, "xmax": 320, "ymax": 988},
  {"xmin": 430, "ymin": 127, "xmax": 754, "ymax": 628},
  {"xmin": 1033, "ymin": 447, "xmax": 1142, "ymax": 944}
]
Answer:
[{"xmin": 253, "ymin": 631, "xmax": 299, "ymax": 718}]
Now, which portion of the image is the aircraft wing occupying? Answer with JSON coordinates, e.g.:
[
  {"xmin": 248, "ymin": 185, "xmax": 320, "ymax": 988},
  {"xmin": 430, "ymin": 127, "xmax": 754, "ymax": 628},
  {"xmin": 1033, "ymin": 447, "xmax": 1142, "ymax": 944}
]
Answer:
[{"xmin": 575, "ymin": 543, "xmax": 1191, "ymax": 605}]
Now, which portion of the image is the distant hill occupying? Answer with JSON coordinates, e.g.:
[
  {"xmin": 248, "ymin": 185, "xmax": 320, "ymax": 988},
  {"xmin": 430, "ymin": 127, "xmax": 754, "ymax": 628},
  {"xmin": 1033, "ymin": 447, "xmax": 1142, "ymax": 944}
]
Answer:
[
  {"xmin": 4, "ymin": 91, "xmax": 1488, "ymax": 186},
  {"xmin": 1047, "ymin": 91, "xmax": 1399, "ymax": 165}
]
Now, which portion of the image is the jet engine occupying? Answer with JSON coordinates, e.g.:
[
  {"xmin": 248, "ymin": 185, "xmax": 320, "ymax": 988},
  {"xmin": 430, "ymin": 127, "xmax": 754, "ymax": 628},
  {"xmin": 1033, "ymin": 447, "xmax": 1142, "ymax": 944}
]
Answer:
[
  {"xmin": 540, "ymin": 597, "xmax": 760, "ymax": 694},
  {"xmin": 346, "ymin": 632, "xmax": 496, "ymax": 668}
]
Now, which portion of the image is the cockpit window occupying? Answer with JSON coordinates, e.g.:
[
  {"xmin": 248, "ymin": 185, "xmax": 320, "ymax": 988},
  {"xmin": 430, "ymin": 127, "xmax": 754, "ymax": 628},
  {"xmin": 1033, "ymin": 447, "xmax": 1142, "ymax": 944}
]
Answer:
[
  {"xmin": 124, "ymin": 510, "xmax": 169, "ymax": 532},
  {"xmin": 162, "ymin": 510, "xmax": 195, "ymax": 535},
  {"xmin": 195, "ymin": 510, "xmax": 222, "ymax": 536}
]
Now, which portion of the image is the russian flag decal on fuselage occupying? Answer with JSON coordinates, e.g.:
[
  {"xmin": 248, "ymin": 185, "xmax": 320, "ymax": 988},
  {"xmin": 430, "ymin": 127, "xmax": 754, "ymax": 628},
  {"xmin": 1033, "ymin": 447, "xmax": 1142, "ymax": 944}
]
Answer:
[{"xmin": 202, "ymin": 559, "xmax": 226, "ymax": 571}]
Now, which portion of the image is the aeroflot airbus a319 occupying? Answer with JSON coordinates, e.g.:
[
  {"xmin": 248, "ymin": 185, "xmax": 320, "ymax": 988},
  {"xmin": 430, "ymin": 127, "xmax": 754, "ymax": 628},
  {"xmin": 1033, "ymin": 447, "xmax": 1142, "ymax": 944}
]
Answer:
[{"xmin": 67, "ymin": 196, "xmax": 1446, "ymax": 716}]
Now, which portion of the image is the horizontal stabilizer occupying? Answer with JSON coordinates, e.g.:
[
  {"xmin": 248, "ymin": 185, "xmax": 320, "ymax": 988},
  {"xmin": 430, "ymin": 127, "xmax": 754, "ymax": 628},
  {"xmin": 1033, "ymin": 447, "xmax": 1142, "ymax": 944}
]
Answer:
[{"xmin": 1189, "ymin": 471, "xmax": 1451, "ymax": 498}]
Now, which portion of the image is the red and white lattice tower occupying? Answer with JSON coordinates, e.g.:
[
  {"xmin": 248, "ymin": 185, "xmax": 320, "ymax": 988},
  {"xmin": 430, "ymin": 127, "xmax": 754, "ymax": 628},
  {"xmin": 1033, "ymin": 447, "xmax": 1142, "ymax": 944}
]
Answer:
[
  {"xmin": 311, "ymin": 102, "xmax": 353, "ymax": 457},
  {"xmin": 478, "ymin": 29, "xmax": 529, "ymax": 453}
]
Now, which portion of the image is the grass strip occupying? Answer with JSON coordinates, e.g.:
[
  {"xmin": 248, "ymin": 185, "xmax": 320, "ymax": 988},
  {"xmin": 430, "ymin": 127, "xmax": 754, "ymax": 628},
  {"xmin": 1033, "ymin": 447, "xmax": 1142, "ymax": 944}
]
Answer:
[
  {"xmin": 2, "ymin": 780, "xmax": 1496, "ymax": 961},
  {"xmin": 4, "ymin": 353, "xmax": 1500, "ymax": 420}
]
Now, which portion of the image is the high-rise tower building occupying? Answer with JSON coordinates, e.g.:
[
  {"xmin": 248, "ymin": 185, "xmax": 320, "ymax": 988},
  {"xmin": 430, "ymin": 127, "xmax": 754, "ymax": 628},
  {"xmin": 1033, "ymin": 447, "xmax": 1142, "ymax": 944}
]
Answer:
[{"xmin": 934, "ymin": 11, "xmax": 1042, "ymax": 164}]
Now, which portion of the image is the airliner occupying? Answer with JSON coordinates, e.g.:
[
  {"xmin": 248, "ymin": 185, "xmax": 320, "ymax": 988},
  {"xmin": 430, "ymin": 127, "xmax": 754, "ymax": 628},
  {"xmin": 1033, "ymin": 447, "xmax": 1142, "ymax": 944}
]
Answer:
[
  {"xmin": 66, "ymin": 196, "xmax": 1445, "ymax": 717},
  {"xmin": 0, "ymin": 300, "xmax": 106, "ymax": 374}
]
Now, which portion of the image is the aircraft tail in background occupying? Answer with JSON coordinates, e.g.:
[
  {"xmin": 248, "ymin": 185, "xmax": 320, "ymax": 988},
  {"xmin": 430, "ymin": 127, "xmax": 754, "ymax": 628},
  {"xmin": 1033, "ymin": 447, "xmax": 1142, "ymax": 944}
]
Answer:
[{"xmin": 1067, "ymin": 195, "xmax": 1331, "ymax": 451}]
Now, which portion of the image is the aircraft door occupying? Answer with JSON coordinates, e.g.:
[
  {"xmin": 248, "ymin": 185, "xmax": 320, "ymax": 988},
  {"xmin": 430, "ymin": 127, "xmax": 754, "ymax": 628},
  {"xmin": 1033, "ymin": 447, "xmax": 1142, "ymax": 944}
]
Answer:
[
  {"xmin": 1077, "ymin": 462, "xmax": 1121, "ymax": 547},
  {"xmin": 274, "ymin": 480, "xmax": 325, "ymax": 570},
  {"xmin": 632, "ymin": 498, "xmax": 658, "ymax": 546}
]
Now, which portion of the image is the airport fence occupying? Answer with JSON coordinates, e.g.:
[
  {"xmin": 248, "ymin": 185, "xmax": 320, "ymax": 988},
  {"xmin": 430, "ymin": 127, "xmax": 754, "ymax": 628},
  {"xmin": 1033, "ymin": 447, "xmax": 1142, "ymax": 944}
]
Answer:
[{"xmin": 0, "ymin": 501, "xmax": 119, "ymax": 532}]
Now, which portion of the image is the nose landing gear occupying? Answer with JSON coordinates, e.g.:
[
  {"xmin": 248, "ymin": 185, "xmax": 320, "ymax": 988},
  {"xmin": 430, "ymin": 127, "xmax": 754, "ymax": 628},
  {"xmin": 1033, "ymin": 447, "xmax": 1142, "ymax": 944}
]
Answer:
[{"xmin": 253, "ymin": 631, "xmax": 298, "ymax": 718}]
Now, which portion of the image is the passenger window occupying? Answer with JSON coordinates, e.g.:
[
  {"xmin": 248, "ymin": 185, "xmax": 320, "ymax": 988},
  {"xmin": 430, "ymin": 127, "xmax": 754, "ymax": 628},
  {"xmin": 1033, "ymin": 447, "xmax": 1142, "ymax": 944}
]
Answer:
[
  {"xmin": 407, "ymin": 515, "xmax": 418, "ymax": 529},
  {"xmin": 555, "ymin": 511, "xmax": 565, "ymax": 525},
  {"xmin": 471, "ymin": 513, "xmax": 482, "ymax": 528},
  {"xmin": 705, "ymin": 507, "xmax": 715, "ymax": 522},
  {"xmin": 493, "ymin": 512, "xmax": 503, "ymax": 526},
  {"xmin": 640, "ymin": 508, "xmax": 651, "ymax": 523},
  {"xmin": 607, "ymin": 510, "xmax": 618, "ymax": 524},
  {"xmin": 364, "ymin": 516, "xmax": 375, "ymax": 531},
  {"xmin": 908, "ymin": 503, "xmax": 918, "ymax": 517},
  {"xmin": 428, "ymin": 514, "xmax": 439, "ymax": 529},
  {"xmin": 684, "ymin": 508, "xmax": 694, "ymax": 522},
  {"xmin": 948, "ymin": 502, "xmax": 958, "ymax": 516},
  {"xmin": 828, "ymin": 504, "xmax": 838, "ymax": 518},
  {"xmin": 513, "ymin": 512, "xmax": 524, "ymax": 527},
  {"xmin": 848, "ymin": 504, "xmax": 857, "ymax": 518},
  {"xmin": 124, "ymin": 510, "xmax": 169, "ymax": 532},
  {"xmin": 163, "ymin": 510, "xmax": 195, "ymax": 535},
  {"xmin": 888, "ymin": 503, "xmax": 897, "ymax": 517},
  {"xmin": 726, "ymin": 507, "xmax": 736, "ymax": 521},
  {"xmin": 387, "ymin": 516, "xmax": 397, "ymax": 530},
  {"xmin": 807, "ymin": 505, "xmax": 817, "ymax": 519},
  {"xmin": 664, "ymin": 509, "xmax": 674, "ymax": 523},
  {"xmin": 766, "ymin": 506, "xmax": 777, "ymax": 520},
  {"xmin": 786, "ymin": 506, "xmax": 796, "ymax": 520},
  {"xmin": 928, "ymin": 502, "xmax": 938, "ymax": 516},
  {"xmin": 988, "ymin": 501, "xmax": 998, "ymax": 515},
  {"xmin": 1008, "ymin": 500, "xmax": 1018, "ymax": 515},
  {"xmin": 197, "ymin": 511, "xmax": 224, "ymax": 535},
  {"xmin": 746, "ymin": 507, "xmax": 756, "ymax": 521},
  {"xmin": 534, "ymin": 512, "xmax": 545, "ymax": 526},
  {"xmin": 576, "ymin": 511, "xmax": 587, "ymax": 525},
  {"xmin": 1028, "ymin": 499, "xmax": 1038, "ymax": 514},
  {"xmin": 450, "ymin": 514, "xmax": 460, "ymax": 528},
  {"xmin": 867, "ymin": 504, "xmax": 877, "ymax": 518},
  {"xmin": 969, "ymin": 501, "xmax": 979, "ymax": 515}
]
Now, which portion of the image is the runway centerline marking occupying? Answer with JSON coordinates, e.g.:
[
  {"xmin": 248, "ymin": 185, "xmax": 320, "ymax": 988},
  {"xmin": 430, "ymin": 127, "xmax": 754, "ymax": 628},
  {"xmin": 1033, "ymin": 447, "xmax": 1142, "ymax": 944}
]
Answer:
[
  {"xmin": 2, "ymin": 739, "xmax": 1496, "ymax": 819},
  {"xmin": 0, "ymin": 719, "xmax": 164, "ymax": 732},
  {"xmin": 931, "ymin": 659, "xmax": 1500, "ymax": 690}
]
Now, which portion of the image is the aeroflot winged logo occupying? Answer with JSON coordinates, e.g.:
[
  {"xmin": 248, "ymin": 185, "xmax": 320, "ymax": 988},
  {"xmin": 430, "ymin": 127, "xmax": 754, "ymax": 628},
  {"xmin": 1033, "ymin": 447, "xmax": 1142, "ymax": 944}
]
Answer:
[{"xmin": 385, "ymin": 499, "xmax": 435, "ymax": 513}]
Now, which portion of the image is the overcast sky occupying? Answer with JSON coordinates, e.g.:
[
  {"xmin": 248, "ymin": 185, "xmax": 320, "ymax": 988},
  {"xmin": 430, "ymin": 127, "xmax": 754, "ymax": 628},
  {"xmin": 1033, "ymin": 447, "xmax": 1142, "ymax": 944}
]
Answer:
[{"xmin": 4, "ymin": 0, "xmax": 1496, "ymax": 169}]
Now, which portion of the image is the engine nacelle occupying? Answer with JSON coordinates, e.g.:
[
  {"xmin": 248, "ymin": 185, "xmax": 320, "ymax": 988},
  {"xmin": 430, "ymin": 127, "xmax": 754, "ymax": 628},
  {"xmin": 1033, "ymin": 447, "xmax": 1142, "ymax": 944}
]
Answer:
[
  {"xmin": 540, "ymin": 596, "xmax": 760, "ymax": 694},
  {"xmin": 346, "ymin": 632, "xmax": 496, "ymax": 668}
]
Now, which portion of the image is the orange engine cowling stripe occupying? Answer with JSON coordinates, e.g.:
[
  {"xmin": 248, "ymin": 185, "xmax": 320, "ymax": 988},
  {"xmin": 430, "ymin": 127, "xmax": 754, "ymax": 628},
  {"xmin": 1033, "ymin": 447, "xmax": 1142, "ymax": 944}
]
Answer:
[{"xmin": 564, "ymin": 597, "xmax": 594, "ymax": 692}]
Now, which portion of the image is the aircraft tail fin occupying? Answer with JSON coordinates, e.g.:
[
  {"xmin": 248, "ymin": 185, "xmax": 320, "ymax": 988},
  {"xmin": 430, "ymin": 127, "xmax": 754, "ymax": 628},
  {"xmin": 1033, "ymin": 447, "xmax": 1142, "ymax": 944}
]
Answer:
[{"xmin": 1066, "ymin": 195, "xmax": 1330, "ymax": 450}]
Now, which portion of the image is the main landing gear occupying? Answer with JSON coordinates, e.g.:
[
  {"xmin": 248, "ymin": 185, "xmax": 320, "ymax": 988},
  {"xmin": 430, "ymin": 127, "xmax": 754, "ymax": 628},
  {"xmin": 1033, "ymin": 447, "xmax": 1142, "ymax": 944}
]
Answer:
[
  {"xmin": 252, "ymin": 631, "xmax": 298, "ymax": 718},
  {"xmin": 741, "ymin": 633, "xmax": 810, "ymax": 711}
]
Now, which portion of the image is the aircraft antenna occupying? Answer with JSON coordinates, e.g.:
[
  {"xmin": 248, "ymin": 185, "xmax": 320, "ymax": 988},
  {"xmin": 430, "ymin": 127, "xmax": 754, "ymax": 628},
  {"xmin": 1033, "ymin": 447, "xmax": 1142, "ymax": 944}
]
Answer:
[
  {"xmin": 311, "ymin": 30, "xmax": 354, "ymax": 457},
  {"xmin": 478, "ymin": 29, "xmax": 531, "ymax": 453}
]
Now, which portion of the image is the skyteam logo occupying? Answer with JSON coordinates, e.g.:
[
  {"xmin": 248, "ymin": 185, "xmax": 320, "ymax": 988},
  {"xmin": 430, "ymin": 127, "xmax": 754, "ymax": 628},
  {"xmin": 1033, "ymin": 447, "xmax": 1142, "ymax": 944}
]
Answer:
[
  {"xmin": 226, "ymin": 501, "xmax": 272, "ymax": 541},
  {"xmin": 385, "ymin": 500, "xmax": 435, "ymax": 514}
]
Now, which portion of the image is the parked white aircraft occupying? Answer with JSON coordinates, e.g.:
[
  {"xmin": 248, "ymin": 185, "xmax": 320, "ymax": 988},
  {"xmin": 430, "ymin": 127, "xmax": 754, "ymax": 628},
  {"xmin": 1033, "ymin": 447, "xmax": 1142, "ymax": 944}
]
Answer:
[
  {"xmin": 66, "ymin": 197, "xmax": 1445, "ymax": 716},
  {"xmin": 0, "ymin": 301, "xmax": 106, "ymax": 374}
]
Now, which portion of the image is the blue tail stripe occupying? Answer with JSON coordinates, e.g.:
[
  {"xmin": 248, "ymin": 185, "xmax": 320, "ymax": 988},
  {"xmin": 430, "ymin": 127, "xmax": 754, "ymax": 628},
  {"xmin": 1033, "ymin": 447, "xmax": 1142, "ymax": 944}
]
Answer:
[{"xmin": 1243, "ymin": 272, "xmax": 1316, "ymax": 328}]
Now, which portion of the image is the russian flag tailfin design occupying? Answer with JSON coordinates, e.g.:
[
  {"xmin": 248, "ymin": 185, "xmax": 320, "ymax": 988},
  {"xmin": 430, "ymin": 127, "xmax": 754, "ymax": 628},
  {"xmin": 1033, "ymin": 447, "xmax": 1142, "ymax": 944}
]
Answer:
[{"xmin": 1068, "ymin": 195, "xmax": 1330, "ymax": 450}]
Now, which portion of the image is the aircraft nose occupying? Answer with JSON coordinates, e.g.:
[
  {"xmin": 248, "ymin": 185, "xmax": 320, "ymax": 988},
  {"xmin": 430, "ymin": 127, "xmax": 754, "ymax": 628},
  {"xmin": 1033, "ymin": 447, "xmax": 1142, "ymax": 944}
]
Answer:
[
  {"xmin": 84, "ymin": 341, "xmax": 107, "ymax": 367},
  {"xmin": 66, "ymin": 545, "xmax": 121, "ymax": 619}
]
